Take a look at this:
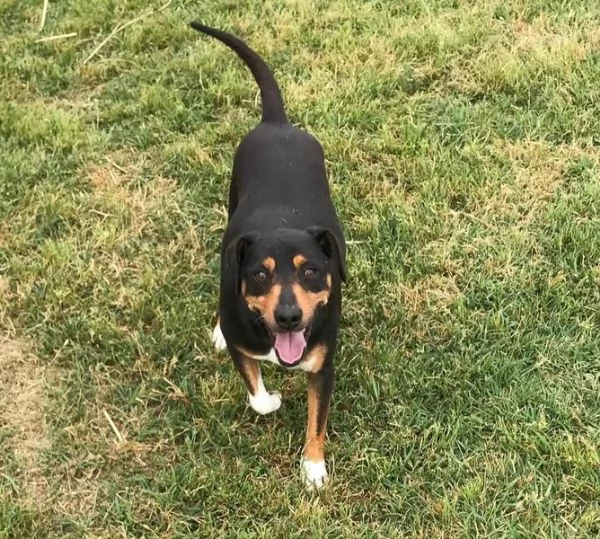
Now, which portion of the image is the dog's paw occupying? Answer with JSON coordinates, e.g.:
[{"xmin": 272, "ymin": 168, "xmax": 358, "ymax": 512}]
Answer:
[
  {"xmin": 212, "ymin": 323, "xmax": 227, "ymax": 352},
  {"xmin": 248, "ymin": 390, "xmax": 282, "ymax": 415},
  {"xmin": 301, "ymin": 459, "xmax": 328, "ymax": 490}
]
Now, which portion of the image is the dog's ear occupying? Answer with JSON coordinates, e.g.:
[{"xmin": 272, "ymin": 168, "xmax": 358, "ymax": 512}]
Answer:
[
  {"xmin": 224, "ymin": 233, "xmax": 259, "ymax": 293},
  {"xmin": 306, "ymin": 226, "xmax": 346, "ymax": 282}
]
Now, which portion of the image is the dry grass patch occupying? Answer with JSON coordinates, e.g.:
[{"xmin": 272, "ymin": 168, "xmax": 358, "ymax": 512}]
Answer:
[
  {"xmin": 445, "ymin": 139, "xmax": 597, "ymax": 280},
  {"xmin": 495, "ymin": 139, "xmax": 566, "ymax": 206},
  {"xmin": 0, "ymin": 336, "xmax": 50, "ymax": 508},
  {"xmin": 451, "ymin": 16, "xmax": 600, "ymax": 95},
  {"xmin": 51, "ymin": 364, "xmax": 170, "ymax": 522},
  {"xmin": 82, "ymin": 152, "xmax": 206, "ymax": 267},
  {"xmin": 511, "ymin": 17, "xmax": 594, "ymax": 61},
  {"xmin": 87, "ymin": 159, "xmax": 178, "ymax": 218},
  {"xmin": 396, "ymin": 274, "xmax": 463, "ymax": 319},
  {"xmin": 472, "ymin": 140, "xmax": 599, "ymax": 224}
]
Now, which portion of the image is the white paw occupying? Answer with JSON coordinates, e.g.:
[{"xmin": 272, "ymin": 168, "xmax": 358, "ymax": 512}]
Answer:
[
  {"xmin": 248, "ymin": 390, "xmax": 282, "ymax": 415},
  {"xmin": 301, "ymin": 459, "xmax": 328, "ymax": 490},
  {"xmin": 212, "ymin": 323, "xmax": 227, "ymax": 352}
]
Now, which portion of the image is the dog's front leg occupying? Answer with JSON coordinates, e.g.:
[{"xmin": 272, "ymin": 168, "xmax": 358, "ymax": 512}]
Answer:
[
  {"xmin": 302, "ymin": 363, "xmax": 334, "ymax": 489},
  {"xmin": 230, "ymin": 349, "xmax": 282, "ymax": 415}
]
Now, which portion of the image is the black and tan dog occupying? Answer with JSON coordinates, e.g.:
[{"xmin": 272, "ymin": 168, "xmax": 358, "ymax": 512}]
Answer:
[{"xmin": 190, "ymin": 22, "xmax": 346, "ymax": 489}]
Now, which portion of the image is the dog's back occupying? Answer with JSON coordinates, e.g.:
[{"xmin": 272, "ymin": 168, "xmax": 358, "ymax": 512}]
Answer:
[
  {"xmin": 227, "ymin": 124, "xmax": 340, "ymax": 239},
  {"xmin": 190, "ymin": 22, "xmax": 344, "ymax": 256}
]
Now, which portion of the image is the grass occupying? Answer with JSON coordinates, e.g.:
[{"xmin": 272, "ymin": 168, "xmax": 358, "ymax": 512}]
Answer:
[{"xmin": 1, "ymin": 0, "xmax": 600, "ymax": 536}]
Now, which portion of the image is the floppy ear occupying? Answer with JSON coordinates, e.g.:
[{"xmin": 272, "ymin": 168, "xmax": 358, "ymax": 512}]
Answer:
[
  {"xmin": 306, "ymin": 226, "xmax": 347, "ymax": 282},
  {"xmin": 224, "ymin": 233, "xmax": 259, "ymax": 294}
]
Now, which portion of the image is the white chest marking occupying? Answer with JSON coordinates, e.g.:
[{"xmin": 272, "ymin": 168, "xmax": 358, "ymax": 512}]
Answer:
[
  {"xmin": 246, "ymin": 348, "xmax": 321, "ymax": 372},
  {"xmin": 298, "ymin": 351, "xmax": 321, "ymax": 372},
  {"xmin": 247, "ymin": 348, "xmax": 279, "ymax": 365}
]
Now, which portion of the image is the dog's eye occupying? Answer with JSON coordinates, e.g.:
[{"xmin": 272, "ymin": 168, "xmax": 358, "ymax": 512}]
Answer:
[
  {"xmin": 253, "ymin": 270, "xmax": 267, "ymax": 282},
  {"xmin": 303, "ymin": 267, "xmax": 318, "ymax": 279}
]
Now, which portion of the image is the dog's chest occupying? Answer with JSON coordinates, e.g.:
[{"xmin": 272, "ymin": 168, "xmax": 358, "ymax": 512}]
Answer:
[{"xmin": 246, "ymin": 348, "xmax": 319, "ymax": 372}]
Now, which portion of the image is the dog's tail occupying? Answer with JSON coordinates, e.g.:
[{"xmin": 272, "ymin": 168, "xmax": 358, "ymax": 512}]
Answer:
[{"xmin": 190, "ymin": 22, "xmax": 288, "ymax": 124}]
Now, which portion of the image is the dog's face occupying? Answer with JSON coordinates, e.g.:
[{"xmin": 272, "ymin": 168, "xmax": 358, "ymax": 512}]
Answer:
[{"xmin": 229, "ymin": 228, "xmax": 344, "ymax": 365}]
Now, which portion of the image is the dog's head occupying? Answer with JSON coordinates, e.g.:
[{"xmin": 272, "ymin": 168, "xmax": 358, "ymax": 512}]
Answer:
[{"xmin": 225, "ymin": 227, "xmax": 345, "ymax": 366}]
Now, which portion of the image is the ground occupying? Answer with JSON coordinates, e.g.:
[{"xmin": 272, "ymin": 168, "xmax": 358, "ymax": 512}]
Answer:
[{"xmin": 1, "ymin": 0, "xmax": 600, "ymax": 537}]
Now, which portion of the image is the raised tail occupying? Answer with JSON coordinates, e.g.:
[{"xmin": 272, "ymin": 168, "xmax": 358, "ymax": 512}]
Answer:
[{"xmin": 190, "ymin": 22, "xmax": 288, "ymax": 124}]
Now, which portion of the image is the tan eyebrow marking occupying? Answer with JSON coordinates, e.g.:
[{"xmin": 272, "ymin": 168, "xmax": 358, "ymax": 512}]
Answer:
[
  {"xmin": 262, "ymin": 257, "xmax": 276, "ymax": 272},
  {"xmin": 293, "ymin": 254, "xmax": 307, "ymax": 269}
]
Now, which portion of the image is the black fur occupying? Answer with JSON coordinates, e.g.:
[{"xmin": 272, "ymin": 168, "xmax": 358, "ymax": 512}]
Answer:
[
  {"xmin": 191, "ymin": 21, "xmax": 345, "ymax": 486},
  {"xmin": 190, "ymin": 22, "xmax": 345, "ymax": 373}
]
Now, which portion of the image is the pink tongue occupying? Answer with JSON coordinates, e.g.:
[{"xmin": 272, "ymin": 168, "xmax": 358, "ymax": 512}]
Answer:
[{"xmin": 274, "ymin": 331, "xmax": 306, "ymax": 364}]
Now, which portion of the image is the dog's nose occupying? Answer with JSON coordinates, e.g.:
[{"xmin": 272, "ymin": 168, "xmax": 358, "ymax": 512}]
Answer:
[{"xmin": 275, "ymin": 304, "xmax": 302, "ymax": 330}]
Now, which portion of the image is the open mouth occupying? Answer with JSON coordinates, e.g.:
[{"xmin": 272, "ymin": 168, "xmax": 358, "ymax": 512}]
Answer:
[{"xmin": 267, "ymin": 326, "xmax": 310, "ymax": 366}]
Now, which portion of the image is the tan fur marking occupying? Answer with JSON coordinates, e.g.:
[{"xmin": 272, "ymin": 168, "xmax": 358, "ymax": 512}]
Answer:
[
  {"xmin": 302, "ymin": 344, "xmax": 328, "ymax": 374},
  {"xmin": 262, "ymin": 257, "xmax": 276, "ymax": 272},
  {"xmin": 292, "ymin": 283, "xmax": 330, "ymax": 320},
  {"xmin": 304, "ymin": 378, "xmax": 326, "ymax": 462},
  {"xmin": 244, "ymin": 284, "xmax": 282, "ymax": 327},
  {"xmin": 233, "ymin": 349, "xmax": 260, "ymax": 395},
  {"xmin": 293, "ymin": 254, "xmax": 308, "ymax": 269},
  {"xmin": 326, "ymin": 273, "xmax": 332, "ymax": 288}
]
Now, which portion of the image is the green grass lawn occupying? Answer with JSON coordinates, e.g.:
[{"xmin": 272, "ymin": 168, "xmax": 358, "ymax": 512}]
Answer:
[{"xmin": 2, "ymin": 0, "xmax": 600, "ymax": 536}]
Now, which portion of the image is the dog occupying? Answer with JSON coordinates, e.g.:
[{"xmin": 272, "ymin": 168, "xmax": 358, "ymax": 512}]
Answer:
[{"xmin": 190, "ymin": 22, "xmax": 346, "ymax": 489}]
